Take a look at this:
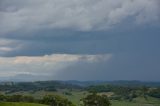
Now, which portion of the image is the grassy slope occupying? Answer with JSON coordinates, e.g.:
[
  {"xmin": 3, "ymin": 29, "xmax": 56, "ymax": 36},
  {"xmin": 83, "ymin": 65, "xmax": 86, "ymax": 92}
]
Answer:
[
  {"xmin": 112, "ymin": 101, "xmax": 160, "ymax": 106},
  {"xmin": 112, "ymin": 96, "xmax": 160, "ymax": 106},
  {"xmin": 4, "ymin": 90, "xmax": 160, "ymax": 106},
  {"xmin": 133, "ymin": 96, "xmax": 160, "ymax": 104},
  {"xmin": 0, "ymin": 102, "xmax": 48, "ymax": 106},
  {"xmin": 65, "ymin": 92, "xmax": 160, "ymax": 106},
  {"xmin": 0, "ymin": 101, "xmax": 159, "ymax": 106}
]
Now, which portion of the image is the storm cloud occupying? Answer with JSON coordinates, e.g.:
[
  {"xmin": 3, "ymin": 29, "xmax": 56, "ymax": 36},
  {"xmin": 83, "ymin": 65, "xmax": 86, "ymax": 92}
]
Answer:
[
  {"xmin": 0, "ymin": 0, "xmax": 159, "ymax": 35},
  {"xmin": 0, "ymin": 54, "xmax": 112, "ymax": 81},
  {"xmin": 0, "ymin": 0, "xmax": 160, "ymax": 81}
]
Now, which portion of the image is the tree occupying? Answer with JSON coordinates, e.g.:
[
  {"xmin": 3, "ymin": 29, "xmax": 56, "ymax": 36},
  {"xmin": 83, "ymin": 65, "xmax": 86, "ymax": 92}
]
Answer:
[
  {"xmin": 81, "ymin": 92, "xmax": 111, "ymax": 106},
  {"xmin": 140, "ymin": 86, "xmax": 149, "ymax": 100},
  {"xmin": 0, "ymin": 94, "xmax": 6, "ymax": 101},
  {"xmin": 40, "ymin": 95, "xmax": 75, "ymax": 106},
  {"xmin": 148, "ymin": 88, "xmax": 160, "ymax": 98}
]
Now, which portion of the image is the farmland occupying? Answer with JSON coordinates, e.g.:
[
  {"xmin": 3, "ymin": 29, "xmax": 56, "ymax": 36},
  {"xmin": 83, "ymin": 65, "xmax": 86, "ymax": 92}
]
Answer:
[{"xmin": 0, "ymin": 81, "xmax": 160, "ymax": 106}]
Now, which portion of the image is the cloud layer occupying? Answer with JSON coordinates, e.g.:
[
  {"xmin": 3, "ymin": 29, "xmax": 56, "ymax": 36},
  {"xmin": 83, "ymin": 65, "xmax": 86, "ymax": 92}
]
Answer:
[
  {"xmin": 0, "ymin": 0, "xmax": 159, "ymax": 57},
  {"xmin": 0, "ymin": 0, "xmax": 160, "ymax": 81},
  {"xmin": 0, "ymin": 0, "xmax": 159, "ymax": 35},
  {"xmin": 0, "ymin": 54, "xmax": 112, "ymax": 79}
]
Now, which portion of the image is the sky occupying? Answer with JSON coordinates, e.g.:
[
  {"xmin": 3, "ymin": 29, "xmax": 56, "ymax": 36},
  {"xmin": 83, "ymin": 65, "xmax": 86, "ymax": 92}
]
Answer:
[{"xmin": 0, "ymin": 0, "xmax": 160, "ymax": 81}]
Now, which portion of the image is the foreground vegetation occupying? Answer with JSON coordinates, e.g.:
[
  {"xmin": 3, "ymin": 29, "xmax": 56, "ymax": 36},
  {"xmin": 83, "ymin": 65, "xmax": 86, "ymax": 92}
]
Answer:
[
  {"xmin": 0, "ymin": 81, "xmax": 160, "ymax": 106},
  {"xmin": 0, "ymin": 102, "xmax": 48, "ymax": 106}
]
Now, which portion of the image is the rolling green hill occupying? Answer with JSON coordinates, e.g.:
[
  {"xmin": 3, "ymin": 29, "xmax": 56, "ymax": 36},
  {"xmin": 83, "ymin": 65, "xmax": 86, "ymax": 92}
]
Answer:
[{"xmin": 111, "ymin": 101, "xmax": 160, "ymax": 106}]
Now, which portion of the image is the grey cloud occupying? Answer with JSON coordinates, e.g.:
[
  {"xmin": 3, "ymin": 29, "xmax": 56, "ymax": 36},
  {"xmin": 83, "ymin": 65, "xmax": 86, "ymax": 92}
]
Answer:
[
  {"xmin": 0, "ymin": 52, "xmax": 160, "ymax": 81},
  {"xmin": 0, "ymin": 39, "xmax": 21, "ymax": 56},
  {"xmin": 1, "ymin": 26, "xmax": 160, "ymax": 57},
  {"xmin": 0, "ymin": 0, "xmax": 159, "ymax": 35},
  {"xmin": 54, "ymin": 53, "xmax": 160, "ymax": 81},
  {"xmin": 0, "ymin": 54, "xmax": 112, "ymax": 78},
  {"xmin": 0, "ymin": 0, "xmax": 160, "ymax": 81}
]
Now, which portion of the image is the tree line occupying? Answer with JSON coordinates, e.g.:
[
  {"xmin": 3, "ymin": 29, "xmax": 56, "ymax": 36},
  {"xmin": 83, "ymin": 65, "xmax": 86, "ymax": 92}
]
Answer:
[
  {"xmin": 0, "ymin": 92, "xmax": 111, "ymax": 106},
  {"xmin": 86, "ymin": 85, "xmax": 160, "ymax": 101}
]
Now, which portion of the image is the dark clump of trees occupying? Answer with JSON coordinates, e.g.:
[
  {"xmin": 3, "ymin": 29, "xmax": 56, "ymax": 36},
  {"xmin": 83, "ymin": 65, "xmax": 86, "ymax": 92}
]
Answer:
[
  {"xmin": 81, "ymin": 92, "xmax": 111, "ymax": 106},
  {"xmin": 40, "ymin": 95, "xmax": 76, "ymax": 106},
  {"xmin": 0, "ymin": 93, "xmax": 112, "ymax": 106},
  {"xmin": 0, "ymin": 94, "xmax": 35, "ymax": 103},
  {"xmin": 148, "ymin": 88, "xmax": 160, "ymax": 98},
  {"xmin": 0, "ymin": 81, "xmax": 82, "ymax": 93},
  {"xmin": 0, "ymin": 94, "xmax": 75, "ymax": 106},
  {"xmin": 86, "ymin": 85, "xmax": 138, "ymax": 101},
  {"xmin": 86, "ymin": 85, "xmax": 113, "ymax": 93},
  {"xmin": 86, "ymin": 85, "xmax": 160, "ymax": 101}
]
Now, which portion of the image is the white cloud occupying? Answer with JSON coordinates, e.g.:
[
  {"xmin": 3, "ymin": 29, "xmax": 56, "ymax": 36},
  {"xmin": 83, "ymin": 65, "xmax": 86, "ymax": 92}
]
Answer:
[
  {"xmin": 0, "ymin": 54, "xmax": 112, "ymax": 77},
  {"xmin": 0, "ymin": 0, "xmax": 159, "ymax": 34},
  {"xmin": 0, "ymin": 47, "xmax": 12, "ymax": 52},
  {"xmin": 0, "ymin": 39, "xmax": 21, "ymax": 55}
]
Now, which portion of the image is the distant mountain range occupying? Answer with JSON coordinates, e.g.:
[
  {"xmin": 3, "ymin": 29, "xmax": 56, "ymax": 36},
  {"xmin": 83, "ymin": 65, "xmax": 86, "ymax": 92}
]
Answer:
[
  {"xmin": 65, "ymin": 80, "xmax": 160, "ymax": 87},
  {"xmin": 0, "ymin": 79, "xmax": 160, "ymax": 87},
  {"xmin": 0, "ymin": 74, "xmax": 53, "ymax": 82}
]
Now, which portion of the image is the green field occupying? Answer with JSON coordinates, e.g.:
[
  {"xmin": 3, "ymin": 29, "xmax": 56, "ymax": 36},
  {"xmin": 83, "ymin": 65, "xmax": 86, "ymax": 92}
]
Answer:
[
  {"xmin": 0, "ymin": 101, "xmax": 159, "ymax": 106},
  {"xmin": 112, "ymin": 101, "xmax": 160, "ymax": 106},
  {"xmin": 7, "ymin": 90, "xmax": 160, "ymax": 106},
  {"xmin": 58, "ymin": 91, "xmax": 160, "ymax": 106},
  {"xmin": 0, "ymin": 102, "xmax": 48, "ymax": 106}
]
